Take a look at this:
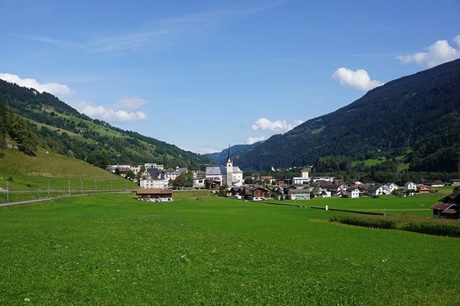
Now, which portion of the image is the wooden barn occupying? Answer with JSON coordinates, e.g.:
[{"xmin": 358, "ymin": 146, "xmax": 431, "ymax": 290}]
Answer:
[
  {"xmin": 136, "ymin": 188, "xmax": 173, "ymax": 202},
  {"xmin": 431, "ymin": 192, "xmax": 459, "ymax": 219}
]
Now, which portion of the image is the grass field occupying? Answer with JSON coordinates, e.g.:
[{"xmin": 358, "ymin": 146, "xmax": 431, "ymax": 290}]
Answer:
[{"xmin": 1, "ymin": 193, "xmax": 458, "ymax": 305}]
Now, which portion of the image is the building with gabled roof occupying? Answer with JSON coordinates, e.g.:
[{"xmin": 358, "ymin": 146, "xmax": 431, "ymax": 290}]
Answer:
[
  {"xmin": 205, "ymin": 146, "xmax": 243, "ymax": 188},
  {"xmin": 136, "ymin": 188, "xmax": 173, "ymax": 202},
  {"xmin": 431, "ymin": 192, "xmax": 459, "ymax": 219}
]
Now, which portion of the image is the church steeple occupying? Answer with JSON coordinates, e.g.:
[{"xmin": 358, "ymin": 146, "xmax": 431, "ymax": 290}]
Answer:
[
  {"xmin": 226, "ymin": 144, "xmax": 233, "ymax": 186},
  {"xmin": 226, "ymin": 144, "xmax": 232, "ymax": 163}
]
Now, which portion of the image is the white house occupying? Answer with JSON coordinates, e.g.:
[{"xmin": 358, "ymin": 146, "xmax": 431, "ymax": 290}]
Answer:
[
  {"xmin": 346, "ymin": 187, "xmax": 360, "ymax": 198},
  {"xmin": 368, "ymin": 184, "xmax": 386, "ymax": 197},
  {"xmin": 404, "ymin": 182, "xmax": 418, "ymax": 192},
  {"xmin": 205, "ymin": 147, "xmax": 243, "ymax": 187},
  {"xmin": 139, "ymin": 168, "xmax": 168, "ymax": 189},
  {"xmin": 383, "ymin": 183, "xmax": 400, "ymax": 194}
]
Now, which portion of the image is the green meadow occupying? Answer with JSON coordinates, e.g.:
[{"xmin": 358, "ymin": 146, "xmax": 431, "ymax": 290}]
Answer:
[{"xmin": 1, "ymin": 193, "xmax": 459, "ymax": 305}]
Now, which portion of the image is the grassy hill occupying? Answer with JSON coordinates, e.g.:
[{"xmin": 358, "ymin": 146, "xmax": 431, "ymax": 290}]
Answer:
[{"xmin": 0, "ymin": 147, "xmax": 137, "ymax": 203}]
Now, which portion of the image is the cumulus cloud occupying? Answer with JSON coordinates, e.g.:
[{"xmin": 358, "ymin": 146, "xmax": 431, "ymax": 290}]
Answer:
[
  {"xmin": 251, "ymin": 118, "xmax": 304, "ymax": 133},
  {"xmin": 246, "ymin": 136, "xmax": 266, "ymax": 144},
  {"xmin": 396, "ymin": 36, "xmax": 460, "ymax": 68},
  {"xmin": 73, "ymin": 97, "xmax": 148, "ymax": 123},
  {"xmin": 332, "ymin": 68, "xmax": 383, "ymax": 91},
  {"xmin": 0, "ymin": 73, "xmax": 74, "ymax": 98}
]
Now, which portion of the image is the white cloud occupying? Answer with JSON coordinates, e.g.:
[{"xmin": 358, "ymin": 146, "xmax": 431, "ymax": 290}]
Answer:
[
  {"xmin": 332, "ymin": 68, "xmax": 383, "ymax": 91},
  {"xmin": 0, "ymin": 73, "xmax": 74, "ymax": 98},
  {"xmin": 246, "ymin": 136, "xmax": 266, "ymax": 144},
  {"xmin": 396, "ymin": 36, "xmax": 460, "ymax": 68},
  {"xmin": 251, "ymin": 118, "xmax": 304, "ymax": 133},
  {"xmin": 72, "ymin": 97, "xmax": 148, "ymax": 123}
]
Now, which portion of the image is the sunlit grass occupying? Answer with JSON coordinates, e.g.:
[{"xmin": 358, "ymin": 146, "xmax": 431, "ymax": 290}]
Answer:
[{"xmin": 0, "ymin": 194, "xmax": 458, "ymax": 305}]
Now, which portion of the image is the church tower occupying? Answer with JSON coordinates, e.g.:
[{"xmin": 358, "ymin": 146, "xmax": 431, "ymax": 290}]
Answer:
[{"xmin": 226, "ymin": 145, "xmax": 233, "ymax": 186}]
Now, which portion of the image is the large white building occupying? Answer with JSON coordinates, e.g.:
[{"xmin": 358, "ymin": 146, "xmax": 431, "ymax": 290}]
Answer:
[
  {"xmin": 139, "ymin": 167, "xmax": 168, "ymax": 189},
  {"xmin": 292, "ymin": 168, "xmax": 310, "ymax": 184},
  {"xmin": 205, "ymin": 147, "xmax": 244, "ymax": 187}
]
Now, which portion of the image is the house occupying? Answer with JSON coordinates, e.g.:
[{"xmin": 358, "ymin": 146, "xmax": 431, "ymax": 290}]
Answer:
[
  {"xmin": 165, "ymin": 167, "xmax": 188, "ymax": 182},
  {"xmin": 431, "ymin": 192, "xmax": 459, "ymax": 219},
  {"xmin": 450, "ymin": 179, "xmax": 460, "ymax": 186},
  {"xmin": 247, "ymin": 186, "xmax": 271, "ymax": 201},
  {"xmin": 422, "ymin": 180, "xmax": 445, "ymax": 187},
  {"xmin": 404, "ymin": 182, "xmax": 417, "ymax": 193},
  {"xmin": 383, "ymin": 183, "xmax": 399, "ymax": 194},
  {"xmin": 193, "ymin": 171, "xmax": 206, "ymax": 189},
  {"xmin": 205, "ymin": 147, "xmax": 243, "ymax": 188},
  {"xmin": 288, "ymin": 188, "xmax": 310, "ymax": 200},
  {"xmin": 328, "ymin": 184, "xmax": 348, "ymax": 197},
  {"xmin": 227, "ymin": 186, "xmax": 245, "ymax": 199},
  {"xmin": 139, "ymin": 168, "xmax": 168, "ymax": 189},
  {"xmin": 260, "ymin": 176, "xmax": 273, "ymax": 184},
  {"xmin": 367, "ymin": 184, "xmax": 386, "ymax": 197},
  {"xmin": 418, "ymin": 185, "xmax": 434, "ymax": 194},
  {"xmin": 275, "ymin": 179, "xmax": 289, "ymax": 186},
  {"xmin": 346, "ymin": 187, "xmax": 360, "ymax": 198},
  {"xmin": 136, "ymin": 188, "xmax": 173, "ymax": 202}
]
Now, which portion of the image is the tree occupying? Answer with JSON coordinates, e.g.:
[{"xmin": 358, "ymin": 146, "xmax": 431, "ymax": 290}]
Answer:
[
  {"xmin": 7, "ymin": 115, "xmax": 38, "ymax": 156},
  {"xmin": 0, "ymin": 98, "xmax": 7, "ymax": 154},
  {"xmin": 126, "ymin": 170, "xmax": 135, "ymax": 181},
  {"xmin": 173, "ymin": 174, "xmax": 185, "ymax": 188}
]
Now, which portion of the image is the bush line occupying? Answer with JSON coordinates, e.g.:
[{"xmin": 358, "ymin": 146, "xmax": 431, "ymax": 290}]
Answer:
[{"xmin": 330, "ymin": 214, "xmax": 460, "ymax": 238}]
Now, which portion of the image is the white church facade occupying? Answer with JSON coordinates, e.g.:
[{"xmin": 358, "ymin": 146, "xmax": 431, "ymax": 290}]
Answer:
[{"xmin": 205, "ymin": 147, "xmax": 244, "ymax": 188}]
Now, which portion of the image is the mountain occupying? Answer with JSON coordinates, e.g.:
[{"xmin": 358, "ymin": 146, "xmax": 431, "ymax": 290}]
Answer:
[
  {"xmin": 206, "ymin": 144, "xmax": 257, "ymax": 165},
  {"xmin": 0, "ymin": 79, "xmax": 212, "ymax": 169},
  {"xmin": 233, "ymin": 59, "xmax": 460, "ymax": 172}
]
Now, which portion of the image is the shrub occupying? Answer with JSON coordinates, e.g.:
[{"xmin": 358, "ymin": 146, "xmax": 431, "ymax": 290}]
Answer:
[{"xmin": 330, "ymin": 214, "xmax": 460, "ymax": 237}]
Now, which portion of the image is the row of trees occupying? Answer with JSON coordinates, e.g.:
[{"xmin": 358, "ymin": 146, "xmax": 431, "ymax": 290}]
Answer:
[{"xmin": 0, "ymin": 98, "xmax": 38, "ymax": 156}]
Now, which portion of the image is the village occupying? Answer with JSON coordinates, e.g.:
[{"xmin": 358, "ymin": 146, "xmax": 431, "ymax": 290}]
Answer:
[{"xmin": 106, "ymin": 148, "xmax": 460, "ymax": 219}]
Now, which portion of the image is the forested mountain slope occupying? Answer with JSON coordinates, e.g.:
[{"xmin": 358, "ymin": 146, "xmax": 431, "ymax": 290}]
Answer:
[
  {"xmin": 234, "ymin": 59, "xmax": 460, "ymax": 171},
  {"xmin": 0, "ymin": 80, "xmax": 212, "ymax": 169}
]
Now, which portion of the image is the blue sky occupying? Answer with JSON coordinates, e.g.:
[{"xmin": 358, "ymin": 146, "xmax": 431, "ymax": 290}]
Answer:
[{"xmin": 1, "ymin": 0, "xmax": 459, "ymax": 154}]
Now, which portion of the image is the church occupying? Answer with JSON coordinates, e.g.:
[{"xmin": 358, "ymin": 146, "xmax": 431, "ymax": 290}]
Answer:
[{"xmin": 205, "ymin": 147, "xmax": 244, "ymax": 189}]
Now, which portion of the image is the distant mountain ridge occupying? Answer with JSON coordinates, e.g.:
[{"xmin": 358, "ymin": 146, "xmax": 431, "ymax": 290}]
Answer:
[
  {"xmin": 232, "ymin": 59, "xmax": 460, "ymax": 172},
  {"xmin": 0, "ymin": 79, "xmax": 212, "ymax": 169},
  {"xmin": 206, "ymin": 144, "xmax": 257, "ymax": 165}
]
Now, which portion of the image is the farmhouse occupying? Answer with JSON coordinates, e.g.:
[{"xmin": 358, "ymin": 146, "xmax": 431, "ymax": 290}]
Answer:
[
  {"xmin": 247, "ymin": 186, "xmax": 271, "ymax": 201},
  {"xmin": 431, "ymin": 192, "xmax": 459, "ymax": 219},
  {"xmin": 136, "ymin": 188, "xmax": 173, "ymax": 202}
]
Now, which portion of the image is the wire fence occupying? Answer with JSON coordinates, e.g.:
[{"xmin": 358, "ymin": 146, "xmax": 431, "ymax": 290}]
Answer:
[{"xmin": 0, "ymin": 179, "xmax": 137, "ymax": 204}]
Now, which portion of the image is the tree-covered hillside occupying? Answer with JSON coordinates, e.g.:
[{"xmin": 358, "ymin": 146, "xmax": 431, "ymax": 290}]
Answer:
[
  {"xmin": 0, "ymin": 80, "xmax": 212, "ymax": 169},
  {"xmin": 234, "ymin": 59, "xmax": 460, "ymax": 172}
]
